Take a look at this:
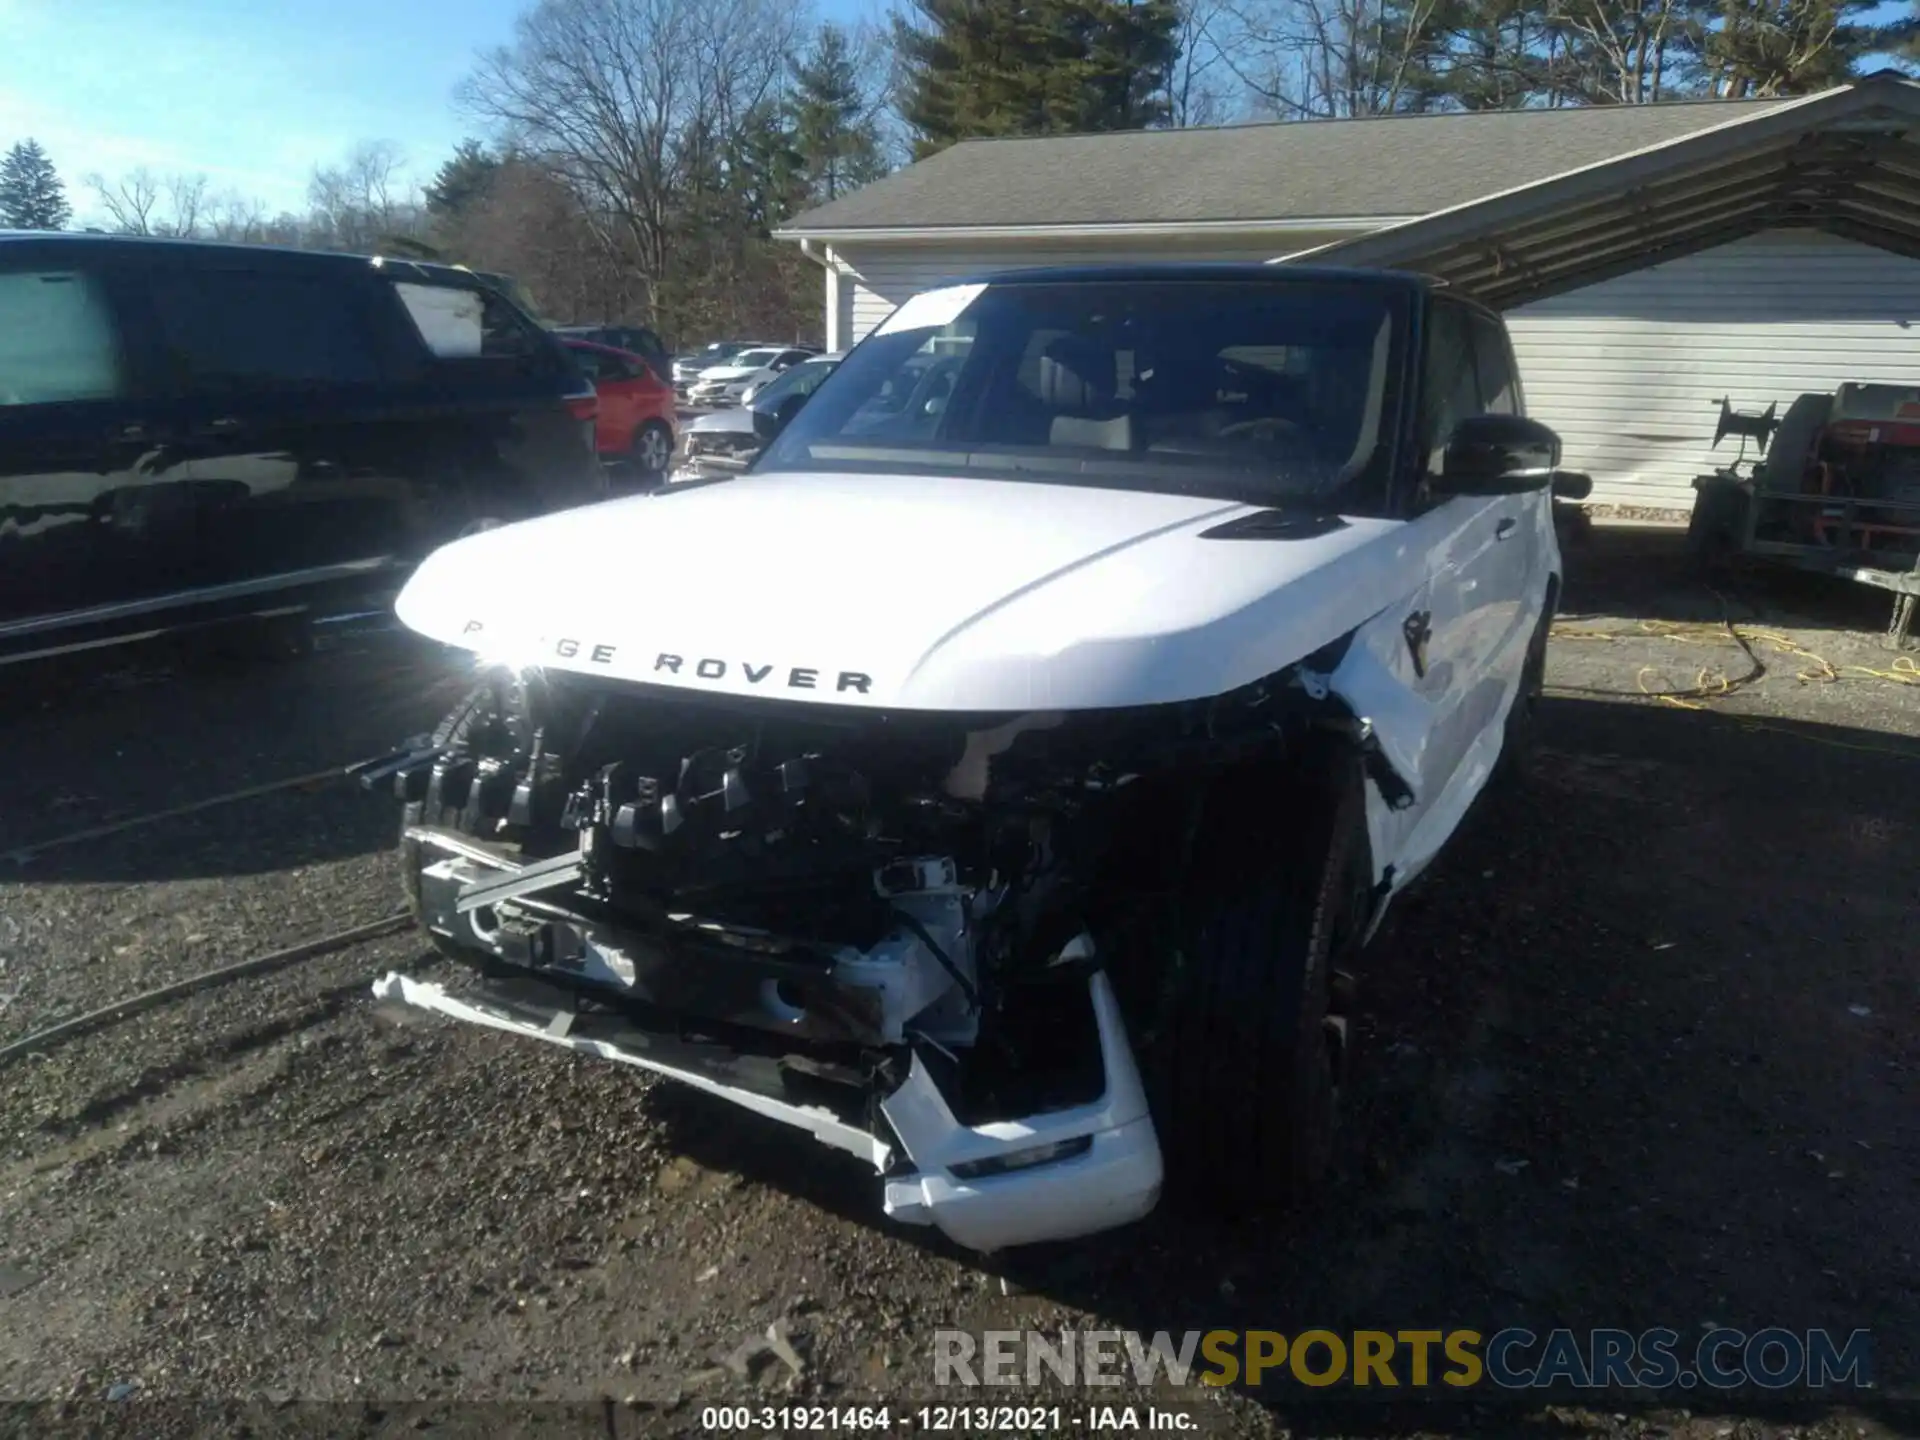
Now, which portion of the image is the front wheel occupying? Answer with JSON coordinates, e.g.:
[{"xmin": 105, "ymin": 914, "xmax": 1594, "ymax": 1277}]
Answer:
[
  {"xmin": 633, "ymin": 421, "xmax": 674, "ymax": 480},
  {"xmin": 1141, "ymin": 758, "xmax": 1372, "ymax": 1214},
  {"xmin": 1498, "ymin": 596, "xmax": 1553, "ymax": 780}
]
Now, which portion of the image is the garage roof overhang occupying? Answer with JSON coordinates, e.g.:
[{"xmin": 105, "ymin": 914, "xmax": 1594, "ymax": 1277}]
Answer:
[
  {"xmin": 773, "ymin": 215, "xmax": 1409, "ymax": 244},
  {"xmin": 1290, "ymin": 73, "xmax": 1920, "ymax": 310}
]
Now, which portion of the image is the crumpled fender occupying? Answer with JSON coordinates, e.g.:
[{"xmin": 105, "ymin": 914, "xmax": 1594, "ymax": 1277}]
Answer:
[{"xmin": 1299, "ymin": 589, "xmax": 1488, "ymax": 938}]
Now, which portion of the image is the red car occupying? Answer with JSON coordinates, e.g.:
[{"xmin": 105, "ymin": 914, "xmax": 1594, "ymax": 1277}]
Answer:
[{"xmin": 561, "ymin": 338, "xmax": 678, "ymax": 481}]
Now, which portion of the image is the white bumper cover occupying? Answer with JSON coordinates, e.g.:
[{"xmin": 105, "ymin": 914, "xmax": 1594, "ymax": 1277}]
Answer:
[{"xmin": 369, "ymin": 969, "xmax": 1162, "ymax": 1252}]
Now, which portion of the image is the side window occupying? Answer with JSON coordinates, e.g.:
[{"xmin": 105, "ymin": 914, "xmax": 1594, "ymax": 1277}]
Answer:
[
  {"xmin": 570, "ymin": 349, "xmax": 602, "ymax": 381},
  {"xmin": 1469, "ymin": 311, "xmax": 1519, "ymax": 416},
  {"xmin": 391, "ymin": 280, "xmax": 547, "ymax": 367},
  {"xmin": 1419, "ymin": 300, "xmax": 1482, "ymax": 475},
  {"xmin": 146, "ymin": 268, "xmax": 382, "ymax": 389},
  {"xmin": 0, "ymin": 268, "xmax": 125, "ymax": 406}
]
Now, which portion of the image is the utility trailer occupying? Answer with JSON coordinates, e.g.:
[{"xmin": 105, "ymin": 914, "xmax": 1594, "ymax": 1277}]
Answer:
[{"xmin": 1688, "ymin": 385, "xmax": 1920, "ymax": 642}]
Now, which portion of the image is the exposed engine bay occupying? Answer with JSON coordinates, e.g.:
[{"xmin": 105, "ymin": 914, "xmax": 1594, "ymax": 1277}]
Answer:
[{"xmin": 370, "ymin": 657, "xmax": 1387, "ymax": 1250}]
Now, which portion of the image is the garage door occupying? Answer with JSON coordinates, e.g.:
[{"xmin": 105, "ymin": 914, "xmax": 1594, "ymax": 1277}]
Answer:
[{"xmin": 1507, "ymin": 228, "xmax": 1920, "ymax": 511}]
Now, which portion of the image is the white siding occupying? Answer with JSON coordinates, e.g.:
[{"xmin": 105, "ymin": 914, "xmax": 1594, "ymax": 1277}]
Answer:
[
  {"xmin": 832, "ymin": 236, "xmax": 1348, "ymax": 344},
  {"xmin": 1508, "ymin": 230, "xmax": 1920, "ymax": 510}
]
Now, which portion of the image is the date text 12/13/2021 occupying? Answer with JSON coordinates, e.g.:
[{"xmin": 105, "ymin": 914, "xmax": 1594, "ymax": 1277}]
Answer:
[{"xmin": 698, "ymin": 1404, "xmax": 1201, "ymax": 1431}]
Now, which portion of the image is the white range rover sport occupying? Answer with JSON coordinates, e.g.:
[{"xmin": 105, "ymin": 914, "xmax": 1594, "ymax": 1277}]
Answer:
[{"xmin": 365, "ymin": 264, "xmax": 1577, "ymax": 1253}]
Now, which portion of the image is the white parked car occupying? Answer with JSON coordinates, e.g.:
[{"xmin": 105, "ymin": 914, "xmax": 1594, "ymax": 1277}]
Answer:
[
  {"xmin": 685, "ymin": 346, "xmax": 816, "ymax": 406},
  {"xmin": 368, "ymin": 265, "xmax": 1577, "ymax": 1253}
]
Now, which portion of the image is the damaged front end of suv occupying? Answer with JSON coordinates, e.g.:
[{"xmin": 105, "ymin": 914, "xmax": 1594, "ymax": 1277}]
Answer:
[
  {"xmin": 372, "ymin": 648, "xmax": 1396, "ymax": 1252},
  {"xmin": 364, "ymin": 264, "xmax": 1560, "ymax": 1250}
]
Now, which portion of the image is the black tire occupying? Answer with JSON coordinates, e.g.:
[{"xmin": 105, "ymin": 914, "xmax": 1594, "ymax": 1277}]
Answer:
[
  {"xmin": 632, "ymin": 421, "xmax": 674, "ymax": 481},
  {"xmin": 1498, "ymin": 590, "xmax": 1554, "ymax": 779},
  {"xmin": 1145, "ymin": 756, "xmax": 1372, "ymax": 1213}
]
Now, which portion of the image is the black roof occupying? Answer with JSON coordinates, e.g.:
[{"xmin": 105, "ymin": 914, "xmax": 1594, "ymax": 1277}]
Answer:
[{"xmin": 0, "ymin": 230, "xmax": 494, "ymax": 285}]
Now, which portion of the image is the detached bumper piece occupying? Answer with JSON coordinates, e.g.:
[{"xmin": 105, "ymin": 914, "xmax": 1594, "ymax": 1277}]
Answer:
[{"xmin": 381, "ymin": 829, "xmax": 1164, "ymax": 1251}]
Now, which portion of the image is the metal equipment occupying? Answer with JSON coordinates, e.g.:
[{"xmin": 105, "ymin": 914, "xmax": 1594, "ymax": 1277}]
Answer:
[{"xmin": 1688, "ymin": 386, "xmax": 1920, "ymax": 643}]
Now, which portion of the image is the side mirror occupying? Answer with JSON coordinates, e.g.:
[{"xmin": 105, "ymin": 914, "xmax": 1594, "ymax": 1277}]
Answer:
[
  {"xmin": 1437, "ymin": 414, "xmax": 1561, "ymax": 495},
  {"xmin": 772, "ymin": 392, "xmax": 810, "ymax": 431}
]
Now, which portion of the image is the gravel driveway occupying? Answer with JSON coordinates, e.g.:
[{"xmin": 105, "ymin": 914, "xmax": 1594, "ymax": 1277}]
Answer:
[{"xmin": 0, "ymin": 527, "xmax": 1915, "ymax": 1439}]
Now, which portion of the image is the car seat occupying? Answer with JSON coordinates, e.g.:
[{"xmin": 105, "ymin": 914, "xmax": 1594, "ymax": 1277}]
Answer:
[{"xmin": 1041, "ymin": 335, "xmax": 1133, "ymax": 451}]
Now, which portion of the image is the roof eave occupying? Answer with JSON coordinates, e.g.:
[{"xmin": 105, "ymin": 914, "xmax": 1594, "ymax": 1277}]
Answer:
[
  {"xmin": 1290, "ymin": 74, "xmax": 1920, "ymax": 279},
  {"xmin": 773, "ymin": 215, "xmax": 1413, "ymax": 244}
]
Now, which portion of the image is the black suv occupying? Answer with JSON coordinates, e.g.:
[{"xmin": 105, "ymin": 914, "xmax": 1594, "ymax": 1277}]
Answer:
[{"xmin": 0, "ymin": 234, "xmax": 605, "ymax": 666}]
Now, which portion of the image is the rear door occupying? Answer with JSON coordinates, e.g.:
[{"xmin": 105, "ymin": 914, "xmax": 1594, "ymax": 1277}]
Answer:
[
  {"xmin": 133, "ymin": 257, "xmax": 407, "ymax": 592},
  {"xmin": 0, "ymin": 248, "xmax": 192, "ymax": 643},
  {"xmin": 383, "ymin": 274, "xmax": 604, "ymax": 529}
]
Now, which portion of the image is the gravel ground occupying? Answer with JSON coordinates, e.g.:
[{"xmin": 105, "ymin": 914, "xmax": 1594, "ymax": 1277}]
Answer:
[{"xmin": 0, "ymin": 530, "xmax": 1915, "ymax": 1440}]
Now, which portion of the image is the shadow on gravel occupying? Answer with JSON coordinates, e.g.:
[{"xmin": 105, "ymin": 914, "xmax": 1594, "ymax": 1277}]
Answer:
[
  {"xmin": 0, "ymin": 629, "xmax": 474, "ymax": 879},
  {"xmin": 1561, "ymin": 523, "xmax": 1908, "ymax": 639},
  {"xmin": 641, "ymin": 695, "xmax": 1918, "ymax": 1436}
]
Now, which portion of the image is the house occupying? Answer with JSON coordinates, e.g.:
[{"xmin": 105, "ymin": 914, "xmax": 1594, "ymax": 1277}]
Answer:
[{"xmin": 776, "ymin": 72, "xmax": 1920, "ymax": 512}]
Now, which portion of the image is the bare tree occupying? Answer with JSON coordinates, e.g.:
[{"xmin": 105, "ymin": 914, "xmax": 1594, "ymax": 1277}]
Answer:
[
  {"xmin": 84, "ymin": 167, "xmax": 217, "ymax": 236},
  {"xmin": 85, "ymin": 167, "xmax": 161, "ymax": 234},
  {"xmin": 160, "ymin": 173, "xmax": 208, "ymax": 236},
  {"xmin": 1543, "ymin": 0, "xmax": 1686, "ymax": 103},
  {"xmin": 206, "ymin": 191, "xmax": 269, "ymax": 243},
  {"xmin": 308, "ymin": 140, "xmax": 423, "ymax": 249},
  {"xmin": 458, "ymin": 0, "xmax": 808, "ymax": 326},
  {"xmin": 1168, "ymin": 0, "xmax": 1241, "ymax": 125},
  {"xmin": 1220, "ymin": 0, "xmax": 1445, "ymax": 117}
]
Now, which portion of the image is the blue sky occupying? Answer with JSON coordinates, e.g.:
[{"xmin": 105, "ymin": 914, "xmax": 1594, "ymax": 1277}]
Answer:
[{"xmin": 0, "ymin": 0, "xmax": 879, "ymax": 222}]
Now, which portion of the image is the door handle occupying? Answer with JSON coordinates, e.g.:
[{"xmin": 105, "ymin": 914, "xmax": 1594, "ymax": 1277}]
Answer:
[
  {"xmin": 196, "ymin": 416, "xmax": 244, "ymax": 436},
  {"xmin": 1495, "ymin": 517, "xmax": 1518, "ymax": 541},
  {"xmin": 1402, "ymin": 609, "xmax": 1433, "ymax": 678}
]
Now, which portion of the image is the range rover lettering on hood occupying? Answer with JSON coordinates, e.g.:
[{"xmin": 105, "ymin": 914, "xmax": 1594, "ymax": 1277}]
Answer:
[{"xmin": 459, "ymin": 620, "xmax": 873, "ymax": 694}]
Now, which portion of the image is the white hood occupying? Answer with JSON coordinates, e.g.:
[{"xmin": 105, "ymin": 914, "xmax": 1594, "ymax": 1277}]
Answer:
[{"xmin": 394, "ymin": 471, "xmax": 1419, "ymax": 712}]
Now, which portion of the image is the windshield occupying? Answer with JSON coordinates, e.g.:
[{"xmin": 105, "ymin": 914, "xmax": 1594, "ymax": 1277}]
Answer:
[
  {"xmin": 758, "ymin": 277, "xmax": 1408, "ymax": 505},
  {"xmin": 728, "ymin": 348, "xmax": 783, "ymax": 368},
  {"xmin": 750, "ymin": 358, "xmax": 839, "ymax": 411}
]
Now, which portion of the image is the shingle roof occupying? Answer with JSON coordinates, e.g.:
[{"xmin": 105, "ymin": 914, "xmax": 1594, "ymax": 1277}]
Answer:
[{"xmin": 780, "ymin": 98, "xmax": 1796, "ymax": 234}]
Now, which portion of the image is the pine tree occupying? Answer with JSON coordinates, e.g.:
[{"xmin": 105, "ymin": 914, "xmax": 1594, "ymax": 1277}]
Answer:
[
  {"xmin": 1691, "ymin": 0, "xmax": 1887, "ymax": 96},
  {"xmin": 1057, "ymin": 0, "xmax": 1182, "ymax": 130},
  {"xmin": 895, "ymin": 0, "xmax": 1182, "ymax": 157},
  {"xmin": 426, "ymin": 140, "xmax": 503, "ymax": 219},
  {"xmin": 791, "ymin": 24, "xmax": 889, "ymax": 203},
  {"xmin": 727, "ymin": 99, "xmax": 809, "ymax": 233},
  {"xmin": 0, "ymin": 139, "xmax": 72, "ymax": 231}
]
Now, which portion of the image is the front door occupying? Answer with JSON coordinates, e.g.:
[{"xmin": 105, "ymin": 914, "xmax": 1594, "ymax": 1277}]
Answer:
[
  {"xmin": 1399, "ymin": 297, "xmax": 1517, "ymax": 825},
  {"xmin": 0, "ymin": 254, "xmax": 197, "ymax": 650}
]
